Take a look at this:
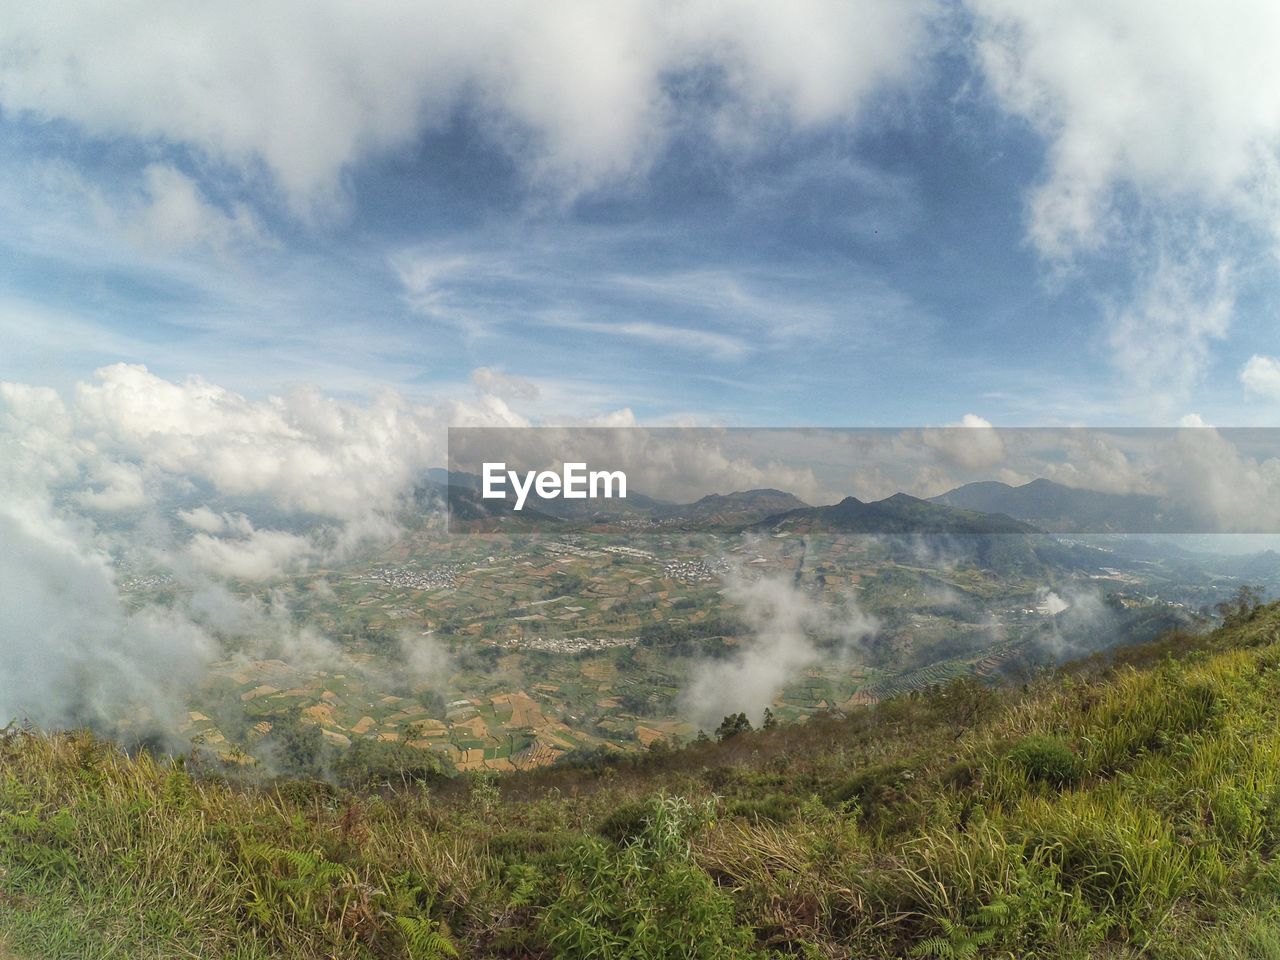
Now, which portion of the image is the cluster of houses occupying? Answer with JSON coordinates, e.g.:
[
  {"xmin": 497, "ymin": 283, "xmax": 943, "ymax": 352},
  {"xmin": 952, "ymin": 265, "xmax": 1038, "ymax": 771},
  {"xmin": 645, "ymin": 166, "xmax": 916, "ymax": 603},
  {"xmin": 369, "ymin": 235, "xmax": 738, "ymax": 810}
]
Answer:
[
  {"xmin": 499, "ymin": 634, "xmax": 639, "ymax": 653},
  {"xmin": 662, "ymin": 556, "xmax": 731, "ymax": 583},
  {"xmin": 119, "ymin": 572, "xmax": 174, "ymax": 591},
  {"xmin": 366, "ymin": 562, "xmax": 468, "ymax": 591}
]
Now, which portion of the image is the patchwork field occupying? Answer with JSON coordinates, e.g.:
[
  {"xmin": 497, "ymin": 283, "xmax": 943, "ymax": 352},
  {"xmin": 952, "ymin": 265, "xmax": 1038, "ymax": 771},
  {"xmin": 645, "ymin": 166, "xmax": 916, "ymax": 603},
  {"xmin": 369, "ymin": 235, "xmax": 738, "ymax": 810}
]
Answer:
[{"xmin": 156, "ymin": 526, "xmax": 1207, "ymax": 774}]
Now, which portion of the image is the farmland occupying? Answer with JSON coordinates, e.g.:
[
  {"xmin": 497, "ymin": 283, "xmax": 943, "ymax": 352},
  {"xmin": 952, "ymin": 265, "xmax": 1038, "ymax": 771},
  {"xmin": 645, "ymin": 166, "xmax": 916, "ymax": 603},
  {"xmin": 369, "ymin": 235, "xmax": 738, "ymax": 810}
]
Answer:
[{"xmin": 131, "ymin": 521, "xmax": 1213, "ymax": 776}]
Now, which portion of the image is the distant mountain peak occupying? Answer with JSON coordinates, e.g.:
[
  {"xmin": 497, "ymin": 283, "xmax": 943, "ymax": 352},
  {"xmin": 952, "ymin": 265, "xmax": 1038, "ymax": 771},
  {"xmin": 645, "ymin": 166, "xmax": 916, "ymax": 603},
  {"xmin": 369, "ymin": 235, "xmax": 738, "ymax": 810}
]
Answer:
[{"xmin": 930, "ymin": 477, "xmax": 1177, "ymax": 533}]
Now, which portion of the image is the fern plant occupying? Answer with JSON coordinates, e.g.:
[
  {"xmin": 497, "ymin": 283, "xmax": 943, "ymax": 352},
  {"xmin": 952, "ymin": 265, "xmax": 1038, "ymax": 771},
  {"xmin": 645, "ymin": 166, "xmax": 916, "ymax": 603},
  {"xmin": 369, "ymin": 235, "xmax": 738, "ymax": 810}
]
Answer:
[
  {"xmin": 394, "ymin": 915, "xmax": 459, "ymax": 960},
  {"xmin": 910, "ymin": 915, "xmax": 997, "ymax": 959}
]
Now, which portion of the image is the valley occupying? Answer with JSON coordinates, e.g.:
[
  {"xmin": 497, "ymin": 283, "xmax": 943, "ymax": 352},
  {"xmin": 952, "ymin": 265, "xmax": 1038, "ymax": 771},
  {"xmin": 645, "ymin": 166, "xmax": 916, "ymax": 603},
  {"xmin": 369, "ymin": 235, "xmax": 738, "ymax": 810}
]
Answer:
[{"xmin": 112, "ymin": 481, "xmax": 1268, "ymax": 777}]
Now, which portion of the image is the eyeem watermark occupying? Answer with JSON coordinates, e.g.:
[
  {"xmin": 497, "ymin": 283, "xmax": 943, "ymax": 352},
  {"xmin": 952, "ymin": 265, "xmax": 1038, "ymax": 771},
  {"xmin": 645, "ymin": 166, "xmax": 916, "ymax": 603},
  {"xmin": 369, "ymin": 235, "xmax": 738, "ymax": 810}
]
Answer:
[
  {"xmin": 482, "ymin": 462, "xmax": 627, "ymax": 511},
  {"xmin": 450, "ymin": 426, "xmax": 1280, "ymax": 535}
]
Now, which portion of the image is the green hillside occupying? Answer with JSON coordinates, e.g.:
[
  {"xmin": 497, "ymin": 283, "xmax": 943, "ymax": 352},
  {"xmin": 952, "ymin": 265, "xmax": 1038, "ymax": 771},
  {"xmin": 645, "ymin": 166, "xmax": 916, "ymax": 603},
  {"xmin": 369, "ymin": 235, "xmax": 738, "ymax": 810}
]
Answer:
[{"xmin": 5, "ymin": 606, "xmax": 1280, "ymax": 958}]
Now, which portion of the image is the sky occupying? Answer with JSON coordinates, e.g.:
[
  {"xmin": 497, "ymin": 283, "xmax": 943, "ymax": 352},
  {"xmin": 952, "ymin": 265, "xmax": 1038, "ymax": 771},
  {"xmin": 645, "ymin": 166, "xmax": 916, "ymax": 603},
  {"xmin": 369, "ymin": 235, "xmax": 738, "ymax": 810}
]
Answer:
[
  {"xmin": 1, "ymin": 1, "xmax": 1278, "ymax": 429},
  {"xmin": 6, "ymin": 1, "xmax": 1280, "ymax": 733}
]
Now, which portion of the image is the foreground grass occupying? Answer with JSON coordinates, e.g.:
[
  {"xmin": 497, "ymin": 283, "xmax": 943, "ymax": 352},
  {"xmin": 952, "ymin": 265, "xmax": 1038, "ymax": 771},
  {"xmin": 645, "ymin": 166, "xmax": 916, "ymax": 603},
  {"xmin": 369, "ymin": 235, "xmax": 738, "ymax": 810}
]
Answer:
[{"xmin": 4, "ymin": 607, "xmax": 1280, "ymax": 957}]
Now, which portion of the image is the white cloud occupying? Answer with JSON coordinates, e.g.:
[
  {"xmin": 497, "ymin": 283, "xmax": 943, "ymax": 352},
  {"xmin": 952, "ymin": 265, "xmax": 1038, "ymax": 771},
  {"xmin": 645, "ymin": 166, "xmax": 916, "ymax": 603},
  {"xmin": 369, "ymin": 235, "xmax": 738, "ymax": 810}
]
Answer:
[
  {"xmin": 1157, "ymin": 428, "xmax": 1280, "ymax": 532},
  {"xmin": 1106, "ymin": 248, "xmax": 1234, "ymax": 408},
  {"xmin": 70, "ymin": 363, "xmax": 491, "ymax": 520},
  {"xmin": 1242, "ymin": 355, "xmax": 1280, "ymax": 401},
  {"xmin": 0, "ymin": 0, "xmax": 935, "ymax": 209},
  {"xmin": 544, "ymin": 315, "xmax": 750, "ymax": 360},
  {"xmin": 680, "ymin": 573, "xmax": 876, "ymax": 729},
  {"xmin": 919, "ymin": 414, "xmax": 1006, "ymax": 470},
  {"xmin": 395, "ymin": 254, "xmax": 499, "ymax": 336},
  {"xmin": 177, "ymin": 505, "xmax": 231, "ymax": 534},
  {"xmin": 77, "ymin": 460, "xmax": 149, "ymax": 512},
  {"xmin": 3, "ymin": 362, "xmax": 538, "ymax": 589},
  {"xmin": 471, "ymin": 367, "xmax": 540, "ymax": 402},
  {"xmin": 177, "ymin": 509, "xmax": 317, "ymax": 580},
  {"xmin": 604, "ymin": 269, "xmax": 839, "ymax": 341},
  {"xmin": 969, "ymin": 0, "xmax": 1280, "ymax": 258},
  {"xmin": 186, "ymin": 524, "xmax": 316, "ymax": 581},
  {"xmin": 0, "ymin": 493, "xmax": 216, "ymax": 735},
  {"xmin": 122, "ymin": 164, "xmax": 270, "ymax": 253},
  {"xmin": 1035, "ymin": 430, "xmax": 1152, "ymax": 495},
  {"xmin": 0, "ymin": 363, "xmax": 533, "ymax": 732},
  {"xmin": 966, "ymin": 2, "xmax": 1280, "ymax": 411}
]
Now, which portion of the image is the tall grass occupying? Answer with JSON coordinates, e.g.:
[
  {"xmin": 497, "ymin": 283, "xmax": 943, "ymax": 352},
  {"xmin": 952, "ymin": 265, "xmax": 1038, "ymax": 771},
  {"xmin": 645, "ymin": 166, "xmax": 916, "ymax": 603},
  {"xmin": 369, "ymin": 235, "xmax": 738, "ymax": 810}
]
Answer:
[{"xmin": 4, "ymin": 606, "xmax": 1280, "ymax": 957}]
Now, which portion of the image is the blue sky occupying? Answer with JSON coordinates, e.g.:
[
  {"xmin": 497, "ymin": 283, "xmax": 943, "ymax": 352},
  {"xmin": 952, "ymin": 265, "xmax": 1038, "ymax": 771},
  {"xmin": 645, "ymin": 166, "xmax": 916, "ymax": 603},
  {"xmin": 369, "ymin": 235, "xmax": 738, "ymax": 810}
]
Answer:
[{"xmin": 3, "ymin": 1, "xmax": 1280, "ymax": 427}]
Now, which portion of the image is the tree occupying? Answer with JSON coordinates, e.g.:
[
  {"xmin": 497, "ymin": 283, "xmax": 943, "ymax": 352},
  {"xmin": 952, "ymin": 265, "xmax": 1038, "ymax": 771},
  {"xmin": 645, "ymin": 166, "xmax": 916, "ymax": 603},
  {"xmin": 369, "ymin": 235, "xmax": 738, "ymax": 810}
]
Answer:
[
  {"xmin": 1216, "ymin": 584, "xmax": 1264, "ymax": 625},
  {"xmin": 714, "ymin": 712, "xmax": 752, "ymax": 742},
  {"xmin": 761, "ymin": 707, "xmax": 778, "ymax": 731},
  {"xmin": 259, "ymin": 709, "xmax": 324, "ymax": 777}
]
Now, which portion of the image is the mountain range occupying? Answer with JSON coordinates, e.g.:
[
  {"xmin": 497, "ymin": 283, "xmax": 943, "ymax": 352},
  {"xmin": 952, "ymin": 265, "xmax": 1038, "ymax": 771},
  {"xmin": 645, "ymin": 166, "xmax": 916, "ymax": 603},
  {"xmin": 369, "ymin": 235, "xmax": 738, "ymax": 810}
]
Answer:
[
  {"xmin": 929, "ymin": 477, "xmax": 1189, "ymax": 533},
  {"xmin": 431, "ymin": 472, "xmax": 1216, "ymax": 539}
]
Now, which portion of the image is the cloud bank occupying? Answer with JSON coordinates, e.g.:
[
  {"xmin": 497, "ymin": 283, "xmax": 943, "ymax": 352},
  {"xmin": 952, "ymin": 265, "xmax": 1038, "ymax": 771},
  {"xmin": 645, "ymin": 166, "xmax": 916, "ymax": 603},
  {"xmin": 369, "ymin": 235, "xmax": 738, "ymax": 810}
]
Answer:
[
  {"xmin": 0, "ymin": 363, "xmax": 530, "ymax": 734},
  {"xmin": 0, "ymin": 0, "xmax": 935, "ymax": 208}
]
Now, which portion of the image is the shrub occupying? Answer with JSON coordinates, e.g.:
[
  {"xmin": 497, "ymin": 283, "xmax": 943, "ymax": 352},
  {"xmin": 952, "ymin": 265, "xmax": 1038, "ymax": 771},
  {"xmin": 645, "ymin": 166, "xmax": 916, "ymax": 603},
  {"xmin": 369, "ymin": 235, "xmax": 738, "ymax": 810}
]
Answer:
[
  {"xmin": 1008, "ymin": 735, "xmax": 1082, "ymax": 789},
  {"xmin": 596, "ymin": 799, "xmax": 654, "ymax": 845},
  {"xmin": 828, "ymin": 760, "xmax": 915, "ymax": 810}
]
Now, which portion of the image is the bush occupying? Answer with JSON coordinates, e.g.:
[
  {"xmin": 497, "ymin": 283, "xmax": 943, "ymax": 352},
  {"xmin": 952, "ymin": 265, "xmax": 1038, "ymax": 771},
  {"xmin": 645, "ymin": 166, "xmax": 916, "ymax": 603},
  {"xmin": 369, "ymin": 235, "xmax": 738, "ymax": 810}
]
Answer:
[
  {"xmin": 828, "ymin": 760, "xmax": 914, "ymax": 809},
  {"xmin": 1008, "ymin": 735, "xmax": 1082, "ymax": 789},
  {"xmin": 726, "ymin": 794, "xmax": 797, "ymax": 824},
  {"xmin": 597, "ymin": 799, "xmax": 654, "ymax": 845},
  {"xmin": 333, "ymin": 738, "xmax": 452, "ymax": 790}
]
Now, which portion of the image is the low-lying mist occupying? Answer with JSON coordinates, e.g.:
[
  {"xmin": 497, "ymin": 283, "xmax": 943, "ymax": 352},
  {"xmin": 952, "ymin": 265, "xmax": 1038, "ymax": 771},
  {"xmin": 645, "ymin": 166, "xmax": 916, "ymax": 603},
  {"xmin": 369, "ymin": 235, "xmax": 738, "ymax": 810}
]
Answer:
[{"xmin": 679, "ymin": 570, "xmax": 879, "ymax": 731}]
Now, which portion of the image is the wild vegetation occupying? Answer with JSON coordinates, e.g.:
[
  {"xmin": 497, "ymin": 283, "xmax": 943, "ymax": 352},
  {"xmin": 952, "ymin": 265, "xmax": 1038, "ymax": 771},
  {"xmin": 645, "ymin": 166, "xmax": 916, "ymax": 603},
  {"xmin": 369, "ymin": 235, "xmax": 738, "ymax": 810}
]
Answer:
[{"xmin": 4, "ymin": 604, "xmax": 1280, "ymax": 957}]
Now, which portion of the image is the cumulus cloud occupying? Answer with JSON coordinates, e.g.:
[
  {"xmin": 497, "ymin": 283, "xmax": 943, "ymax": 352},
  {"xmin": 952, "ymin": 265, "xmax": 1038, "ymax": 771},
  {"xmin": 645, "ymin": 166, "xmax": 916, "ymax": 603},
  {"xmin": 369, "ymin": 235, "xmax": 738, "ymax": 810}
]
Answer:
[
  {"xmin": 76, "ymin": 459, "xmax": 149, "ymax": 511},
  {"xmin": 1156, "ymin": 428, "xmax": 1280, "ymax": 532},
  {"xmin": 1034, "ymin": 430, "xmax": 1152, "ymax": 496},
  {"xmin": 0, "ymin": 363, "xmax": 535, "ymax": 735},
  {"xmin": 0, "ymin": 0, "xmax": 936, "ymax": 209},
  {"xmin": 919, "ymin": 414, "xmax": 1006, "ymax": 470},
  {"xmin": 1242, "ymin": 355, "xmax": 1280, "ymax": 401},
  {"xmin": 0, "ymin": 361, "xmax": 545, "ymax": 598},
  {"xmin": 69, "ymin": 363, "xmax": 515, "ymax": 520},
  {"xmin": 178, "ymin": 505, "xmax": 232, "ymax": 534},
  {"xmin": 185, "ymin": 522, "xmax": 317, "ymax": 582}
]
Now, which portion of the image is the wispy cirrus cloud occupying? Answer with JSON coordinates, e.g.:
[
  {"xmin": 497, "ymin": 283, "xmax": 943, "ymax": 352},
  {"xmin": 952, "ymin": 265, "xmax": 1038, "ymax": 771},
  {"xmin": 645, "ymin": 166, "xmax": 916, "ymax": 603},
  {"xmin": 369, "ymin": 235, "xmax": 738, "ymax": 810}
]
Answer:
[
  {"xmin": 604, "ymin": 269, "xmax": 833, "ymax": 340},
  {"xmin": 1104, "ymin": 239, "xmax": 1236, "ymax": 412},
  {"xmin": 541, "ymin": 314, "xmax": 750, "ymax": 361}
]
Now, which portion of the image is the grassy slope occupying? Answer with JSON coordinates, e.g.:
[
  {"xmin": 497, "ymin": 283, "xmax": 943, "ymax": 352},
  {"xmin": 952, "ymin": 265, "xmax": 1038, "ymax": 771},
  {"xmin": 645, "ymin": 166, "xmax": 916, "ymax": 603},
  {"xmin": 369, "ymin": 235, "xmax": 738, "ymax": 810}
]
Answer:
[{"xmin": 4, "ymin": 608, "xmax": 1280, "ymax": 958}]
